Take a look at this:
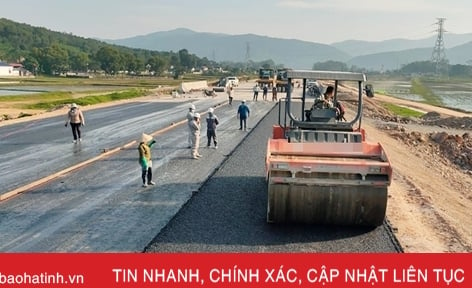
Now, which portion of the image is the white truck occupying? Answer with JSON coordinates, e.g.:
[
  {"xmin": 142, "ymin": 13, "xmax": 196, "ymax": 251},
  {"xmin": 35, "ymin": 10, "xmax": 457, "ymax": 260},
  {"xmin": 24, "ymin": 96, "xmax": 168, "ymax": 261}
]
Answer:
[{"xmin": 226, "ymin": 76, "xmax": 239, "ymax": 87}]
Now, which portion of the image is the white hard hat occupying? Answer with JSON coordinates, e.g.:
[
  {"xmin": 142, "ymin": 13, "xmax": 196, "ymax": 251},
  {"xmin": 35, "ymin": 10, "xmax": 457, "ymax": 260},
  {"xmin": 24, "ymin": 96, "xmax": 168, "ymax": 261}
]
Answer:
[
  {"xmin": 242, "ymin": 100, "xmax": 246, "ymax": 103},
  {"xmin": 194, "ymin": 113, "xmax": 200, "ymax": 118},
  {"xmin": 189, "ymin": 104, "xmax": 195, "ymax": 110},
  {"xmin": 71, "ymin": 103, "xmax": 77, "ymax": 108},
  {"xmin": 208, "ymin": 107, "xmax": 214, "ymax": 113}
]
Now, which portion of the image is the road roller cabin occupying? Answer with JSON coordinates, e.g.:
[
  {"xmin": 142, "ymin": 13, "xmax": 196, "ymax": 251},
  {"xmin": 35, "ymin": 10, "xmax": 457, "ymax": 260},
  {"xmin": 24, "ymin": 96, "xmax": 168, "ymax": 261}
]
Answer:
[{"xmin": 266, "ymin": 70, "xmax": 392, "ymax": 226}]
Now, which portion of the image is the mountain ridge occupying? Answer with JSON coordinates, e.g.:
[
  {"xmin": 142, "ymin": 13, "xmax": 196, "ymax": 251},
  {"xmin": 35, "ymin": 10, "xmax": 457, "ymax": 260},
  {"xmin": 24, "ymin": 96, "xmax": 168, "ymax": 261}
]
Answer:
[
  {"xmin": 107, "ymin": 28, "xmax": 472, "ymax": 70},
  {"xmin": 107, "ymin": 29, "xmax": 350, "ymax": 69}
]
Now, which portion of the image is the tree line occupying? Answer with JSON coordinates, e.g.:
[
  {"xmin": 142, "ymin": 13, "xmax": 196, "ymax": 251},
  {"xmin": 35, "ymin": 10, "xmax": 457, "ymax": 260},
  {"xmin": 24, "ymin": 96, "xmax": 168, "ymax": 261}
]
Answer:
[
  {"xmin": 0, "ymin": 18, "xmax": 216, "ymax": 77},
  {"xmin": 0, "ymin": 18, "xmax": 282, "ymax": 78}
]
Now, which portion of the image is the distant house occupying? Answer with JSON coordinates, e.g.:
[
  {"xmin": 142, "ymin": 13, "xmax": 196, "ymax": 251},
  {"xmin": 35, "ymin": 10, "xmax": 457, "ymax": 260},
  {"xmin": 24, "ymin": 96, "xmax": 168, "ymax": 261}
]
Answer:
[
  {"xmin": 0, "ymin": 62, "xmax": 32, "ymax": 76},
  {"xmin": 0, "ymin": 62, "xmax": 15, "ymax": 76}
]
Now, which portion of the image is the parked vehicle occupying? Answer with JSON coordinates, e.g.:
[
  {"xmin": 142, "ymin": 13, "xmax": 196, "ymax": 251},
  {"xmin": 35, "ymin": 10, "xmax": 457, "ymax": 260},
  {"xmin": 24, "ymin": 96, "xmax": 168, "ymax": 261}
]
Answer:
[{"xmin": 226, "ymin": 76, "xmax": 239, "ymax": 87}]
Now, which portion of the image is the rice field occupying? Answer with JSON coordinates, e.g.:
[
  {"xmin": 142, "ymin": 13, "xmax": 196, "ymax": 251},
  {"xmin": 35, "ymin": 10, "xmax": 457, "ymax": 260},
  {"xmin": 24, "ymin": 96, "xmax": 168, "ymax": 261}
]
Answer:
[{"xmin": 369, "ymin": 77, "xmax": 472, "ymax": 112}]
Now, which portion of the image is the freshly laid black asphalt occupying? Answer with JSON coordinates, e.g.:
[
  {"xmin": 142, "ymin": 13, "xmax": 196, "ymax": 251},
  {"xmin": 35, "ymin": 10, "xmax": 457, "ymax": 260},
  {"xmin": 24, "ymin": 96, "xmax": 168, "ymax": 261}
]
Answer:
[{"xmin": 145, "ymin": 103, "xmax": 402, "ymax": 253}]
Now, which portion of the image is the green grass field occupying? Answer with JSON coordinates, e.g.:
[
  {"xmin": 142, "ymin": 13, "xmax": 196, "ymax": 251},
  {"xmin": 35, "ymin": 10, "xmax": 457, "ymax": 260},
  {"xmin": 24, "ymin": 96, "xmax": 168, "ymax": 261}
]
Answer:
[
  {"xmin": 25, "ymin": 89, "xmax": 148, "ymax": 110},
  {"xmin": 0, "ymin": 75, "xmax": 220, "ymax": 112},
  {"xmin": 382, "ymin": 103, "xmax": 425, "ymax": 118}
]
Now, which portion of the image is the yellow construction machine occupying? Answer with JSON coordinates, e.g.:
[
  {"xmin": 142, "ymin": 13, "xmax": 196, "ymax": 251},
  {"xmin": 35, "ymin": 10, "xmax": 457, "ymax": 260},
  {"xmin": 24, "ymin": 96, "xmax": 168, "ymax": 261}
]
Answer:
[
  {"xmin": 266, "ymin": 69, "xmax": 392, "ymax": 226},
  {"xmin": 256, "ymin": 68, "xmax": 276, "ymax": 88}
]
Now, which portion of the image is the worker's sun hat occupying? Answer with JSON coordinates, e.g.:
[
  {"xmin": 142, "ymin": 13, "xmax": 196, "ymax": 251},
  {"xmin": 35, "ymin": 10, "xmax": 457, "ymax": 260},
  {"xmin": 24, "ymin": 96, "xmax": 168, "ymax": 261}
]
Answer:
[{"xmin": 141, "ymin": 133, "xmax": 153, "ymax": 143}]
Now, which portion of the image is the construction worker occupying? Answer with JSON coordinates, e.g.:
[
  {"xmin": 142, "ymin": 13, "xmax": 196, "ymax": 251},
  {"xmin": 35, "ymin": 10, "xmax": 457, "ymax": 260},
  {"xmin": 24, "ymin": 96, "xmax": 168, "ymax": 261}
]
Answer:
[
  {"xmin": 64, "ymin": 103, "xmax": 85, "ymax": 143},
  {"xmin": 272, "ymin": 86, "xmax": 278, "ymax": 101},
  {"xmin": 253, "ymin": 84, "xmax": 260, "ymax": 101},
  {"xmin": 186, "ymin": 104, "xmax": 195, "ymax": 148},
  {"xmin": 262, "ymin": 84, "xmax": 268, "ymax": 101},
  {"xmin": 227, "ymin": 86, "xmax": 234, "ymax": 105},
  {"xmin": 206, "ymin": 107, "xmax": 219, "ymax": 149},
  {"xmin": 237, "ymin": 100, "xmax": 250, "ymax": 131},
  {"xmin": 138, "ymin": 133, "xmax": 156, "ymax": 187},
  {"xmin": 313, "ymin": 85, "xmax": 335, "ymax": 109},
  {"xmin": 190, "ymin": 113, "xmax": 202, "ymax": 159}
]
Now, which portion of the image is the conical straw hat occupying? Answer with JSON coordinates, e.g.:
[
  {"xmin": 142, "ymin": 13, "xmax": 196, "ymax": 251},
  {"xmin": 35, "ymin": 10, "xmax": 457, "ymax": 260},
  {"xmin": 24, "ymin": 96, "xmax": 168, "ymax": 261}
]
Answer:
[{"xmin": 141, "ymin": 133, "xmax": 153, "ymax": 143}]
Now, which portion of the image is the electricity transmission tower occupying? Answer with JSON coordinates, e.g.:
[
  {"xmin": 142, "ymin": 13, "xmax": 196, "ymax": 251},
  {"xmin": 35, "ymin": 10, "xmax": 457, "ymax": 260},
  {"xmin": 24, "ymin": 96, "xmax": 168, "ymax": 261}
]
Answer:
[{"xmin": 431, "ymin": 18, "xmax": 448, "ymax": 77}]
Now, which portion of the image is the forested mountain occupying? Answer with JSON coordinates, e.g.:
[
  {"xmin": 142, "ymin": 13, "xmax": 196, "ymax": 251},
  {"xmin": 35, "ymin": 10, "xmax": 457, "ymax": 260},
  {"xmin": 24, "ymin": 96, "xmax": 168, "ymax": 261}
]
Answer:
[
  {"xmin": 348, "ymin": 48, "xmax": 433, "ymax": 71},
  {"xmin": 107, "ymin": 28, "xmax": 350, "ymax": 69},
  {"xmin": 109, "ymin": 28, "xmax": 472, "ymax": 71},
  {"xmin": 447, "ymin": 41, "xmax": 472, "ymax": 65},
  {"xmin": 347, "ymin": 40, "xmax": 472, "ymax": 71},
  {"xmin": 331, "ymin": 33, "xmax": 472, "ymax": 57},
  {"xmin": 0, "ymin": 18, "xmax": 211, "ymax": 76}
]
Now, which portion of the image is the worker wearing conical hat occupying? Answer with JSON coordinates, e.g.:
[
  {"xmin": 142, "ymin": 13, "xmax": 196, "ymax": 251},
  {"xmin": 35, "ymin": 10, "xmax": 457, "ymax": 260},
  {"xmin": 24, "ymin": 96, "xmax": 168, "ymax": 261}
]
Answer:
[
  {"xmin": 65, "ymin": 103, "xmax": 85, "ymax": 143},
  {"xmin": 138, "ymin": 133, "xmax": 156, "ymax": 187}
]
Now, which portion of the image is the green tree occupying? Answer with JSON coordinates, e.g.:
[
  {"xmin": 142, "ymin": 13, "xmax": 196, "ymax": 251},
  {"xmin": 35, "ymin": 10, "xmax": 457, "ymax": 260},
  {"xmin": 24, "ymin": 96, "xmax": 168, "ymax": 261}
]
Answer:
[
  {"xmin": 36, "ymin": 44, "xmax": 69, "ymax": 75},
  {"xmin": 121, "ymin": 52, "xmax": 140, "ymax": 74},
  {"xmin": 22, "ymin": 56, "xmax": 39, "ymax": 75},
  {"xmin": 69, "ymin": 52, "xmax": 89, "ymax": 72},
  {"xmin": 449, "ymin": 64, "xmax": 472, "ymax": 77},
  {"xmin": 95, "ymin": 46, "xmax": 121, "ymax": 74},
  {"xmin": 398, "ymin": 61, "xmax": 435, "ymax": 74},
  {"xmin": 169, "ymin": 54, "xmax": 180, "ymax": 68},
  {"xmin": 147, "ymin": 56, "xmax": 168, "ymax": 76},
  {"xmin": 178, "ymin": 49, "xmax": 193, "ymax": 69}
]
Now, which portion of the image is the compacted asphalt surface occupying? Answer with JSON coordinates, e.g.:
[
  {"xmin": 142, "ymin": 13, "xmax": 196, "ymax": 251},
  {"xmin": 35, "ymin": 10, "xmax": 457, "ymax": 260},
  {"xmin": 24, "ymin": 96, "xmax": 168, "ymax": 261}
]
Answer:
[{"xmin": 145, "ymin": 101, "xmax": 401, "ymax": 253}]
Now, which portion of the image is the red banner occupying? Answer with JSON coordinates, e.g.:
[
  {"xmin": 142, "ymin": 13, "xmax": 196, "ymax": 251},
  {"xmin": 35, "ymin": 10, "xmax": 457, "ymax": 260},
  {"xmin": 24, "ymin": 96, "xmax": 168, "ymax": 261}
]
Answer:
[{"xmin": 0, "ymin": 253, "xmax": 469, "ymax": 287}]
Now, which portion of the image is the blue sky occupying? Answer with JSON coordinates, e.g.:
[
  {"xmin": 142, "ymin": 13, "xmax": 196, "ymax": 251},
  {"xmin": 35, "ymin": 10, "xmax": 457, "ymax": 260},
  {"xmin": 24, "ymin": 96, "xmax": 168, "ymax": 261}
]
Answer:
[{"xmin": 2, "ymin": 0, "xmax": 470, "ymax": 44}]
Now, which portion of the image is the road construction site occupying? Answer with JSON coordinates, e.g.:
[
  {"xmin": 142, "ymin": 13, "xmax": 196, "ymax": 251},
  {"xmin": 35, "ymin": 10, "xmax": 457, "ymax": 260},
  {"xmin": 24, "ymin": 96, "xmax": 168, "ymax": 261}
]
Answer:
[{"xmin": 0, "ymin": 81, "xmax": 402, "ymax": 252}]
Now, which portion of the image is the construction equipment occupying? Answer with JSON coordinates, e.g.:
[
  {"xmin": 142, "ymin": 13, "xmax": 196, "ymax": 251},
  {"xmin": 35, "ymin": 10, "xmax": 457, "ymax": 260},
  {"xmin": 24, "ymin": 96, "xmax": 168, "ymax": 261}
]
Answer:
[
  {"xmin": 266, "ymin": 70, "xmax": 392, "ymax": 226},
  {"xmin": 274, "ymin": 68, "xmax": 294, "ymax": 92},
  {"xmin": 257, "ymin": 68, "xmax": 294, "ymax": 92},
  {"xmin": 256, "ymin": 68, "xmax": 276, "ymax": 88}
]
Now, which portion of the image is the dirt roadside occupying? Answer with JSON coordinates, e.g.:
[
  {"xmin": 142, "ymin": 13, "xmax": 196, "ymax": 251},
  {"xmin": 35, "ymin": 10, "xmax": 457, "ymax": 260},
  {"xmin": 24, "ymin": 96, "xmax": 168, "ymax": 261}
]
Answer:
[
  {"xmin": 1, "ymin": 87, "xmax": 471, "ymax": 252},
  {"xmin": 355, "ymin": 92, "xmax": 472, "ymax": 252}
]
